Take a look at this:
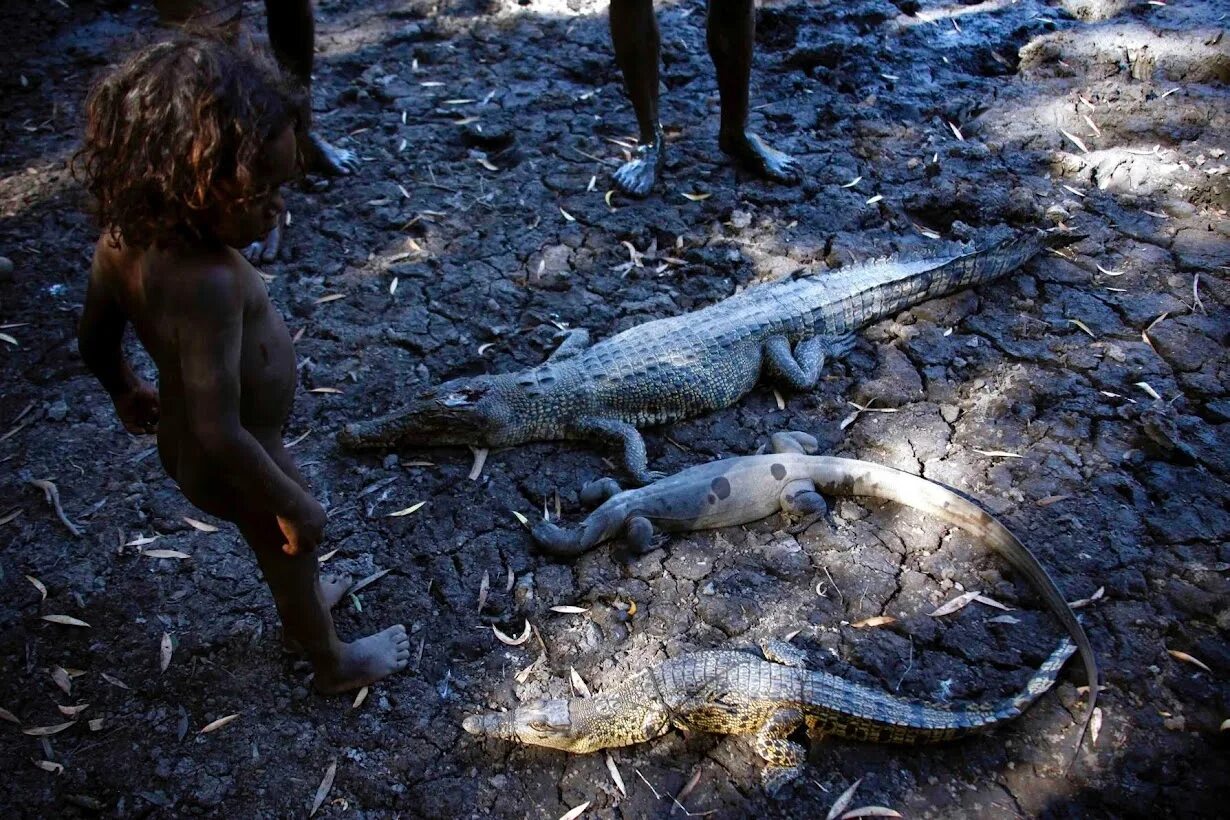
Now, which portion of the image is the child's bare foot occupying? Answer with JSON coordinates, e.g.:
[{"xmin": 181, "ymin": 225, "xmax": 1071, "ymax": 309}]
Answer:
[
  {"xmin": 313, "ymin": 624, "xmax": 410, "ymax": 694},
  {"xmin": 320, "ymin": 574, "xmax": 353, "ymax": 609},
  {"xmin": 304, "ymin": 131, "xmax": 359, "ymax": 176}
]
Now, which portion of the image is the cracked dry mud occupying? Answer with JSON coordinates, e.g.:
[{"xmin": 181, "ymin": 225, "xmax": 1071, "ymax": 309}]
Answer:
[{"xmin": 1, "ymin": 0, "xmax": 1227, "ymax": 816}]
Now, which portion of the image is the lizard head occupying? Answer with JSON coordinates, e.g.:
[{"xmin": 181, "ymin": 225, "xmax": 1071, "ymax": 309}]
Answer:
[{"xmin": 337, "ymin": 374, "xmax": 518, "ymax": 449}]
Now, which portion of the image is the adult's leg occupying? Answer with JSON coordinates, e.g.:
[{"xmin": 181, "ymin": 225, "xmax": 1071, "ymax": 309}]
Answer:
[
  {"xmin": 707, "ymin": 0, "xmax": 800, "ymax": 184},
  {"xmin": 264, "ymin": 0, "xmax": 359, "ymax": 176},
  {"xmin": 239, "ymin": 514, "xmax": 408, "ymax": 693},
  {"xmin": 609, "ymin": 0, "xmax": 665, "ymax": 197}
]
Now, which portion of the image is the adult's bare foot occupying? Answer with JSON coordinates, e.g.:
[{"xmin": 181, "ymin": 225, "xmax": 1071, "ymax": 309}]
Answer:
[
  {"xmin": 612, "ymin": 143, "xmax": 663, "ymax": 198},
  {"xmin": 304, "ymin": 131, "xmax": 359, "ymax": 176},
  {"xmin": 719, "ymin": 130, "xmax": 801, "ymax": 185},
  {"xmin": 313, "ymin": 624, "xmax": 410, "ymax": 694},
  {"xmin": 242, "ymin": 211, "xmax": 285, "ymax": 263}
]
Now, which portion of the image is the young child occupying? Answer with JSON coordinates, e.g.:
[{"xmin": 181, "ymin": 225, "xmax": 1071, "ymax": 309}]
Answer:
[{"xmin": 74, "ymin": 36, "xmax": 408, "ymax": 693}]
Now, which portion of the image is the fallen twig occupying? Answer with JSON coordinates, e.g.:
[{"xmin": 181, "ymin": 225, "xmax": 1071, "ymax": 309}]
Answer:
[{"xmin": 29, "ymin": 479, "xmax": 82, "ymax": 537}]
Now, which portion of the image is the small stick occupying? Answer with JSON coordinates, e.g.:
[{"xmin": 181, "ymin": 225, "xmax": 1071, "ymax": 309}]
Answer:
[{"xmin": 29, "ymin": 479, "xmax": 82, "ymax": 537}]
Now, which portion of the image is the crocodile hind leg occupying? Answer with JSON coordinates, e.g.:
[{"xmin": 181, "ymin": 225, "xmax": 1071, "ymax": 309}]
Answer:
[
  {"xmin": 780, "ymin": 478, "xmax": 827, "ymax": 533},
  {"xmin": 571, "ymin": 417, "xmax": 664, "ymax": 485},
  {"xmin": 754, "ymin": 707, "xmax": 807, "ymax": 795},
  {"xmin": 760, "ymin": 639, "xmax": 808, "ymax": 667},
  {"xmin": 764, "ymin": 333, "xmax": 857, "ymax": 391}
]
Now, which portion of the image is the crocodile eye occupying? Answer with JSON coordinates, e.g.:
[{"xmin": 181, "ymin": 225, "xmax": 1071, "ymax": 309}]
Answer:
[{"xmin": 528, "ymin": 720, "xmax": 551, "ymax": 732}]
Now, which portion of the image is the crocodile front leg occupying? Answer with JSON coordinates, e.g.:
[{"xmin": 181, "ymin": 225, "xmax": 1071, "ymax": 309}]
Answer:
[
  {"xmin": 547, "ymin": 328, "xmax": 591, "ymax": 362},
  {"xmin": 571, "ymin": 417, "xmax": 664, "ymax": 485},
  {"xmin": 755, "ymin": 707, "xmax": 808, "ymax": 796},
  {"xmin": 764, "ymin": 333, "xmax": 856, "ymax": 391}
]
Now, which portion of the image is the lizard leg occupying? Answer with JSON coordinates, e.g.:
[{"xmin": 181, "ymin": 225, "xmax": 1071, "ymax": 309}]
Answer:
[
  {"xmin": 571, "ymin": 417, "xmax": 663, "ymax": 485},
  {"xmin": 546, "ymin": 328, "xmax": 591, "ymax": 362},
  {"xmin": 780, "ymin": 478, "xmax": 827, "ymax": 533},
  {"xmin": 580, "ymin": 477, "xmax": 624, "ymax": 506},
  {"xmin": 754, "ymin": 707, "xmax": 807, "ymax": 796},
  {"xmin": 769, "ymin": 430, "xmax": 818, "ymax": 455},
  {"xmin": 764, "ymin": 333, "xmax": 857, "ymax": 391},
  {"xmin": 624, "ymin": 515, "xmax": 656, "ymax": 553},
  {"xmin": 759, "ymin": 639, "xmax": 808, "ymax": 668}
]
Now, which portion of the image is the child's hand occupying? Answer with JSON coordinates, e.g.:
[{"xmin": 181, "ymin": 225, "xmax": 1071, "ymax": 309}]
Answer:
[
  {"xmin": 277, "ymin": 498, "xmax": 328, "ymax": 556},
  {"xmin": 114, "ymin": 383, "xmax": 160, "ymax": 434}
]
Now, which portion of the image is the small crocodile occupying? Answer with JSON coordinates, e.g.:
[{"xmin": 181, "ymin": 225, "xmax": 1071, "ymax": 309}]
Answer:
[
  {"xmin": 529, "ymin": 431, "xmax": 1098, "ymax": 750},
  {"xmin": 463, "ymin": 637, "xmax": 1078, "ymax": 793},
  {"xmin": 340, "ymin": 231, "xmax": 1079, "ymax": 482}
]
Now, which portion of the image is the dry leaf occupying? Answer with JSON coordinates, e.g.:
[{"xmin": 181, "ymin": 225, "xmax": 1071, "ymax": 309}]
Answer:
[
  {"xmin": 515, "ymin": 655, "xmax": 543, "ymax": 684},
  {"xmin": 51, "ymin": 666, "xmax": 71, "ymax": 695},
  {"xmin": 986, "ymin": 614, "xmax": 1021, "ymax": 625},
  {"xmin": 477, "ymin": 570, "xmax": 490, "ymax": 614},
  {"xmin": 23, "ymin": 721, "xmax": 75, "ymax": 736},
  {"xmin": 1037, "ymin": 495, "xmax": 1071, "ymax": 506},
  {"xmin": 26, "ymin": 575, "xmax": 47, "ymax": 600},
  {"xmin": 558, "ymin": 802, "xmax": 590, "ymax": 820},
  {"xmin": 143, "ymin": 549, "xmax": 191, "ymax": 560},
  {"xmin": 1062, "ymin": 184, "xmax": 1086, "ymax": 198},
  {"xmin": 1060, "ymin": 128, "xmax": 1089, "ymax": 153},
  {"xmin": 476, "ymin": 157, "xmax": 499, "ymax": 172},
  {"xmin": 160, "ymin": 632, "xmax": 173, "ymax": 673},
  {"xmin": 314, "ymin": 293, "xmax": 346, "ymax": 304},
  {"xmin": 89, "ymin": 718, "xmax": 104, "ymax": 731},
  {"xmin": 605, "ymin": 752, "xmax": 626, "ymax": 796},
  {"xmin": 1069, "ymin": 318, "xmax": 1096, "ymax": 338},
  {"xmin": 604, "ymin": 190, "xmax": 615, "ymax": 208},
  {"xmin": 851, "ymin": 616, "xmax": 897, "ymax": 629},
  {"xmin": 57, "ymin": 703, "xmax": 89, "ymax": 718},
  {"xmin": 318, "ymin": 549, "xmax": 339, "ymax": 564},
  {"xmin": 468, "ymin": 447, "xmax": 488, "ymax": 481},
  {"xmin": 1135, "ymin": 382, "xmax": 1162, "ymax": 400},
  {"xmin": 929, "ymin": 590, "xmax": 981, "ymax": 617},
  {"xmin": 492, "ymin": 621, "xmax": 532, "ymax": 646},
  {"xmin": 352, "ymin": 686, "xmax": 369, "ymax": 710},
  {"xmin": 183, "ymin": 517, "xmax": 219, "ymax": 533},
  {"xmin": 101, "ymin": 672, "xmax": 130, "ymax": 690},
  {"xmin": 570, "ymin": 667, "xmax": 592, "ymax": 698},
  {"xmin": 0, "ymin": 706, "xmax": 20, "ymax": 724},
  {"xmin": 310, "ymin": 758, "xmax": 338, "ymax": 818},
  {"xmin": 309, "ymin": 387, "xmax": 343, "ymax": 395},
  {"xmin": 973, "ymin": 595, "xmax": 1013, "ymax": 611},
  {"xmin": 947, "ymin": 121, "xmax": 964, "ymax": 141},
  {"xmin": 559, "ymin": 207, "xmax": 576, "ymax": 222},
  {"xmin": 550, "ymin": 605, "xmax": 589, "ymax": 615},
  {"xmin": 1095, "ymin": 263, "xmax": 1126, "ymax": 276},
  {"xmin": 865, "ymin": 194, "xmax": 884, "ymax": 205},
  {"xmin": 350, "ymin": 569, "xmax": 390, "ymax": 595},
  {"xmin": 32, "ymin": 759, "xmax": 64, "ymax": 774},
  {"xmin": 386, "ymin": 501, "xmax": 425, "ymax": 517},
  {"xmin": 199, "ymin": 714, "xmax": 239, "ymax": 734},
  {"xmin": 682, "ymin": 192, "xmax": 711, "ymax": 201},
  {"xmin": 1089, "ymin": 706, "xmax": 1103, "ymax": 746},
  {"xmin": 41, "ymin": 614, "xmax": 90, "ymax": 628},
  {"xmin": 841, "ymin": 808, "xmax": 902, "ymax": 819},
  {"xmin": 1069, "ymin": 587, "xmax": 1105, "ymax": 609},
  {"xmin": 512, "ymin": 511, "xmax": 530, "ymax": 527},
  {"xmin": 826, "ymin": 778, "xmax": 863, "ymax": 820},
  {"xmin": 972, "ymin": 449, "xmax": 1022, "ymax": 459},
  {"xmin": 773, "ymin": 389, "xmax": 786, "ymax": 410},
  {"xmin": 125, "ymin": 534, "xmax": 160, "ymax": 547},
  {"xmin": 1167, "ymin": 649, "xmax": 1211, "ymax": 674},
  {"xmin": 0, "ymin": 333, "xmax": 18, "ymax": 346},
  {"xmin": 841, "ymin": 175, "xmax": 862, "ymax": 188}
]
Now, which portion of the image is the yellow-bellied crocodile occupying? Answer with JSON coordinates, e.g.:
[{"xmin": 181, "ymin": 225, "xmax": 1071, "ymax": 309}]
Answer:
[
  {"xmin": 339, "ymin": 231, "xmax": 1081, "ymax": 483},
  {"xmin": 463, "ymin": 637, "xmax": 1078, "ymax": 793}
]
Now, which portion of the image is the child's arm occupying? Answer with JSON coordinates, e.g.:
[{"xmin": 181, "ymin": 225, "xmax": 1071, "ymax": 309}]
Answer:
[
  {"xmin": 78, "ymin": 261, "xmax": 160, "ymax": 433},
  {"xmin": 177, "ymin": 269, "xmax": 326, "ymax": 554}
]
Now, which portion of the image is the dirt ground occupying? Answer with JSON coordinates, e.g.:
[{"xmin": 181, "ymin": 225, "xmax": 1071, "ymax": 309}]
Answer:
[{"xmin": 2, "ymin": 0, "xmax": 1228, "ymax": 816}]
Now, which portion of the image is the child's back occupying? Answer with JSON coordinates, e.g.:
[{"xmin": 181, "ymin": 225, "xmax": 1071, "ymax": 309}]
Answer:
[{"xmin": 76, "ymin": 36, "xmax": 408, "ymax": 693}]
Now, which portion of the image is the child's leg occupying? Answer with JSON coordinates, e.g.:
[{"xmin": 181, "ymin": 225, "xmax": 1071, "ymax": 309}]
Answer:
[{"xmin": 238, "ymin": 515, "xmax": 409, "ymax": 694}]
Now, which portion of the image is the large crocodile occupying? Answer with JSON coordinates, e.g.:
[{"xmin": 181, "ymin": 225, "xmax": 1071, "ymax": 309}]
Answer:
[
  {"xmin": 340, "ymin": 231, "xmax": 1079, "ymax": 482},
  {"xmin": 463, "ymin": 637, "xmax": 1078, "ymax": 794}
]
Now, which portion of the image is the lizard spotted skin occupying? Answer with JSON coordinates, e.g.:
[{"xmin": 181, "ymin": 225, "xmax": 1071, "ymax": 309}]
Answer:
[{"xmin": 340, "ymin": 231, "xmax": 1080, "ymax": 483}]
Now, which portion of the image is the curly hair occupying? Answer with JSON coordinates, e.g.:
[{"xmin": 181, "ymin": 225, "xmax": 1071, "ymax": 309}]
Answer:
[{"xmin": 75, "ymin": 35, "xmax": 301, "ymax": 249}]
